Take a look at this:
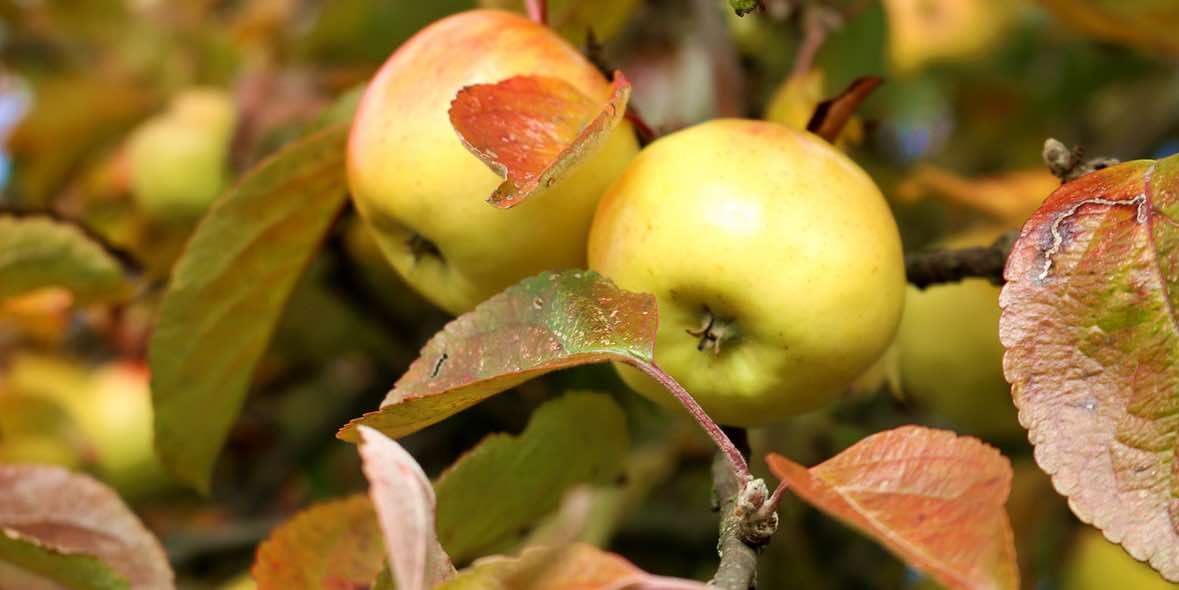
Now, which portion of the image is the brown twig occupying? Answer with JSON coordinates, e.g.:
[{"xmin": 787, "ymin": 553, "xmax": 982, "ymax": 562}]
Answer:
[
  {"xmin": 1042, "ymin": 138, "xmax": 1120, "ymax": 183},
  {"xmin": 904, "ymin": 229, "xmax": 1018, "ymax": 289}
]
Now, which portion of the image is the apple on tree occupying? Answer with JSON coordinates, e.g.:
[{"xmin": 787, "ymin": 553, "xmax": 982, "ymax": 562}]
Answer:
[
  {"xmin": 127, "ymin": 87, "xmax": 237, "ymax": 223},
  {"xmin": 896, "ymin": 225, "xmax": 1023, "ymax": 442},
  {"xmin": 588, "ymin": 118, "xmax": 905, "ymax": 426},
  {"xmin": 348, "ymin": 9, "xmax": 640, "ymax": 315}
]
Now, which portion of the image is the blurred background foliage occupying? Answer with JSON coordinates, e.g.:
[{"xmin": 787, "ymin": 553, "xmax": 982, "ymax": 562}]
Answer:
[{"xmin": 0, "ymin": 0, "xmax": 1177, "ymax": 588}]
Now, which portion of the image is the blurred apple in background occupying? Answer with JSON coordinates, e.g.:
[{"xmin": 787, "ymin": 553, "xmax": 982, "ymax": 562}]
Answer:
[
  {"xmin": 883, "ymin": 0, "xmax": 1020, "ymax": 75},
  {"xmin": 1063, "ymin": 528, "xmax": 1175, "ymax": 590},
  {"xmin": 128, "ymin": 87, "xmax": 237, "ymax": 223},
  {"xmin": 0, "ymin": 355, "xmax": 171, "ymax": 498},
  {"xmin": 896, "ymin": 225, "xmax": 1023, "ymax": 442}
]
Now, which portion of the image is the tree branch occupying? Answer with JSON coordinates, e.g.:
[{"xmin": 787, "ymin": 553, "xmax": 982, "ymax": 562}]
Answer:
[
  {"xmin": 710, "ymin": 452, "xmax": 778, "ymax": 589},
  {"xmin": 904, "ymin": 229, "xmax": 1018, "ymax": 289}
]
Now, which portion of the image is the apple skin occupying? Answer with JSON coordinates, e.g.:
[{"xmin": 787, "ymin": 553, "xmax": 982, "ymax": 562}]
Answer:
[
  {"xmin": 896, "ymin": 227, "xmax": 1023, "ymax": 442},
  {"xmin": 128, "ymin": 88, "xmax": 236, "ymax": 223},
  {"xmin": 588, "ymin": 119, "xmax": 905, "ymax": 426},
  {"xmin": 348, "ymin": 9, "xmax": 639, "ymax": 315}
]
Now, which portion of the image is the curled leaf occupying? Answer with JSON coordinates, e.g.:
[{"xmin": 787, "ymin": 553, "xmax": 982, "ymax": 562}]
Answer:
[
  {"xmin": 337, "ymin": 270, "xmax": 656, "ymax": 441},
  {"xmin": 0, "ymin": 215, "xmax": 132, "ymax": 304},
  {"xmin": 359, "ymin": 426, "xmax": 454, "ymax": 590},
  {"xmin": 767, "ymin": 426, "xmax": 1017, "ymax": 590},
  {"xmin": 435, "ymin": 392, "xmax": 629, "ymax": 562},
  {"xmin": 436, "ymin": 544, "xmax": 710, "ymax": 590},
  {"xmin": 149, "ymin": 124, "xmax": 349, "ymax": 493},
  {"xmin": 1000, "ymin": 155, "xmax": 1179, "ymax": 580},
  {"xmin": 0, "ymin": 465, "xmax": 174, "ymax": 590},
  {"xmin": 449, "ymin": 71, "xmax": 631, "ymax": 208},
  {"xmin": 252, "ymin": 495, "xmax": 385, "ymax": 590},
  {"xmin": 806, "ymin": 76, "xmax": 883, "ymax": 144}
]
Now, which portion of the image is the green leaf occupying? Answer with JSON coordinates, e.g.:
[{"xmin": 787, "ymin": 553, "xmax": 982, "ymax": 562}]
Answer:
[
  {"xmin": 435, "ymin": 392, "xmax": 629, "ymax": 563},
  {"xmin": 0, "ymin": 531, "xmax": 128, "ymax": 590},
  {"xmin": 252, "ymin": 495, "xmax": 386, "ymax": 590},
  {"xmin": 0, "ymin": 215, "xmax": 131, "ymax": 303},
  {"xmin": 337, "ymin": 270, "xmax": 657, "ymax": 442},
  {"xmin": 729, "ymin": 0, "xmax": 760, "ymax": 16},
  {"xmin": 150, "ymin": 124, "xmax": 350, "ymax": 493}
]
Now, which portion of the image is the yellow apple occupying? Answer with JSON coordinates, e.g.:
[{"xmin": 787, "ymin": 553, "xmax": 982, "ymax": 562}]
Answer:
[
  {"xmin": 2, "ymin": 355, "xmax": 170, "ymax": 498},
  {"xmin": 588, "ymin": 119, "xmax": 905, "ymax": 426},
  {"xmin": 348, "ymin": 9, "xmax": 640, "ymax": 315},
  {"xmin": 896, "ymin": 226, "xmax": 1023, "ymax": 442},
  {"xmin": 128, "ymin": 87, "xmax": 236, "ymax": 223},
  {"xmin": 1063, "ymin": 529, "xmax": 1174, "ymax": 590}
]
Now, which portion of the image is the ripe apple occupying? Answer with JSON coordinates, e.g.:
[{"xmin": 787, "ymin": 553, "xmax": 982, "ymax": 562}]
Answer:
[
  {"xmin": 1, "ymin": 355, "xmax": 170, "ymax": 498},
  {"xmin": 128, "ymin": 87, "xmax": 236, "ymax": 223},
  {"xmin": 348, "ymin": 9, "xmax": 640, "ymax": 315},
  {"xmin": 1063, "ymin": 529, "xmax": 1174, "ymax": 590},
  {"xmin": 895, "ymin": 226, "xmax": 1022, "ymax": 442},
  {"xmin": 587, "ymin": 118, "xmax": 905, "ymax": 426}
]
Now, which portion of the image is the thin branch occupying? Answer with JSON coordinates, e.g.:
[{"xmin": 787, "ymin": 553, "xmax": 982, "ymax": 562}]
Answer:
[
  {"xmin": 904, "ymin": 229, "xmax": 1018, "ymax": 289},
  {"xmin": 789, "ymin": 5, "xmax": 844, "ymax": 79},
  {"xmin": 627, "ymin": 359, "xmax": 750, "ymax": 481},
  {"xmin": 583, "ymin": 30, "xmax": 659, "ymax": 146},
  {"xmin": 710, "ymin": 454, "xmax": 777, "ymax": 589}
]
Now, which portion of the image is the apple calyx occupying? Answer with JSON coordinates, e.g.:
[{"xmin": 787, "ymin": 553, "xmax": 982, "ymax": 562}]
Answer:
[
  {"xmin": 686, "ymin": 307, "xmax": 739, "ymax": 355},
  {"xmin": 406, "ymin": 232, "xmax": 442, "ymax": 264}
]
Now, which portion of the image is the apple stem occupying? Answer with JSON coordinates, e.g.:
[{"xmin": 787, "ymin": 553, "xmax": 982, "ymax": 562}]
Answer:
[
  {"xmin": 525, "ymin": 0, "xmax": 547, "ymax": 25},
  {"xmin": 628, "ymin": 359, "xmax": 750, "ymax": 481},
  {"xmin": 764, "ymin": 477, "xmax": 790, "ymax": 515}
]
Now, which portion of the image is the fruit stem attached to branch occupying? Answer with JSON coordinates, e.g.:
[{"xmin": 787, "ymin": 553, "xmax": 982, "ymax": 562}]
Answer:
[
  {"xmin": 627, "ymin": 359, "xmax": 751, "ymax": 481},
  {"xmin": 710, "ymin": 451, "xmax": 778, "ymax": 589}
]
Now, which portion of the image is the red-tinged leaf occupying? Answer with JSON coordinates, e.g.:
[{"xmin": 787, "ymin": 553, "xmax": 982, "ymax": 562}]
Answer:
[
  {"xmin": 252, "ymin": 495, "xmax": 385, "ymax": 590},
  {"xmin": 1000, "ymin": 154, "xmax": 1179, "ymax": 580},
  {"xmin": 358, "ymin": 426, "xmax": 454, "ymax": 590},
  {"xmin": 337, "ymin": 270, "xmax": 656, "ymax": 441},
  {"xmin": 436, "ymin": 544, "xmax": 710, "ymax": 590},
  {"xmin": 806, "ymin": 76, "xmax": 883, "ymax": 144},
  {"xmin": 150, "ymin": 124, "xmax": 349, "ymax": 494},
  {"xmin": 448, "ymin": 71, "xmax": 631, "ymax": 208},
  {"xmin": 0, "ymin": 465, "xmax": 174, "ymax": 590},
  {"xmin": 766, "ymin": 426, "xmax": 1018, "ymax": 590}
]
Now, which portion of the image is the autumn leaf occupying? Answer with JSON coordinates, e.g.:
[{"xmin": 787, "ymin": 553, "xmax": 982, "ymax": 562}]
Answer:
[
  {"xmin": 448, "ymin": 72, "xmax": 631, "ymax": 208},
  {"xmin": 0, "ymin": 215, "xmax": 132, "ymax": 304},
  {"xmin": 0, "ymin": 465, "xmax": 174, "ymax": 590},
  {"xmin": 435, "ymin": 392, "xmax": 629, "ymax": 563},
  {"xmin": 894, "ymin": 164, "xmax": 1061, "ymax": 225},
  {"xmin": 337, "ymin": 270, "xmax": 657, "ymax": 442},
  {"xmin": 767, "ymin": 426, "xmax": 1018, "ymax": 590},
  {"xmin": 149, "ymin": 124, "xmax": 349, "ymax": 493},
  {"xmin": 252, "ymin": 495, "xmax": 385, "ymax": 590},
  {"xmin": 436, "ymin": 544, "xmax": 710, "ymax": 590},
  {"xmin": 1000, "ymin": 154, "xmax": 1179, "ymax": 580},
  {"xmin": 806, "ymin": 76, "xmax": 883, "ymax": 144},
  {"xmin": 1038, "ymin": 0, "xmax": 1179, "ymax": 56},
  {"xmin": 359, "ymin": 426, "xmax": 455, "ymax": 590}
]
